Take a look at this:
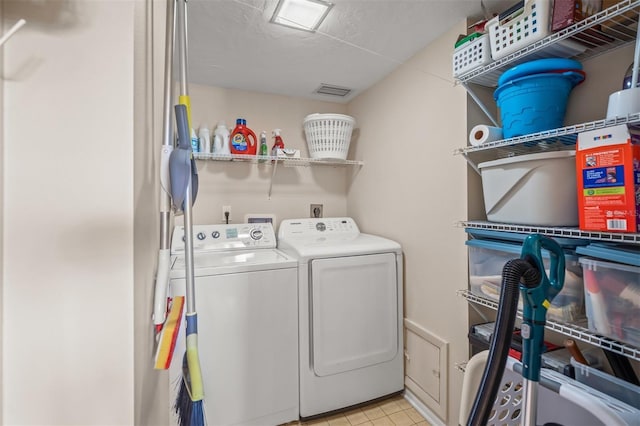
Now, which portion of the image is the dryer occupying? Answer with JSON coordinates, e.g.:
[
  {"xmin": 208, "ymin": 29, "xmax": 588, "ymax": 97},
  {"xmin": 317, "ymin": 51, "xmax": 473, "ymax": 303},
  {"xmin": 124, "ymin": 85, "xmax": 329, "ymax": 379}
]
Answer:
[
  {"xmin": 168, "ymin": 223, "xmax": 298, "ymax": 426},
  {"xmin": 277, "ymin": 217, "xmax": 404, "ymax": 418}
]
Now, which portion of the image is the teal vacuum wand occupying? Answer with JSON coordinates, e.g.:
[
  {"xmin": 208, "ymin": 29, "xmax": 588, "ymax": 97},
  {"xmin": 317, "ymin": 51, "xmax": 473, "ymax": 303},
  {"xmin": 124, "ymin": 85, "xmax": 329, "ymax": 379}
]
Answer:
[
  {"xmin": 467, "ymin": 234, "xmax": 565, "ymax": 426},
  {"xmin": 519, "ymin": 235, "xmax": 565, "ymax": 426}
]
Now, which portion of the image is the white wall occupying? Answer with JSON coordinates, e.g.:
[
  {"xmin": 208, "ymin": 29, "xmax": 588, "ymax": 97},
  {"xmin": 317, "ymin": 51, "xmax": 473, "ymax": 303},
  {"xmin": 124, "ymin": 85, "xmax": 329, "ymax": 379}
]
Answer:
[
  {"xmin": 2, "ymin": 1, "xmax": 135, "ymax": 424},
  {"xmin": 347, "ymin": 21, "xmax": 469, "ymax": 424},
  {"xmin": 185, "ymin": 83, "xmax": 350, "ymax": 227}
]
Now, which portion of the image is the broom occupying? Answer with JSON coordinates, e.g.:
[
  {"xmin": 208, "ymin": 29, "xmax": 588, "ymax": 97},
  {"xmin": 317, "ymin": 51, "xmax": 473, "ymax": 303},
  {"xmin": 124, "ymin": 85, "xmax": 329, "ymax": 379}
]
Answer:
[{"xmin": 171, "ymin": 103, "xmax": 203, "ymax": 426}]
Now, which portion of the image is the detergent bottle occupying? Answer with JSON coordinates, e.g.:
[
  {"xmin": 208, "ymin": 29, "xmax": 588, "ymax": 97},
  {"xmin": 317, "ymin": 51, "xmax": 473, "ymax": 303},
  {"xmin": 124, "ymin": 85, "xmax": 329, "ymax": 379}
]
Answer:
[
  {"xmin": 213, "ymin": 121, "xmax": 231, "ymax": 155},
  {"xmin": 271, "ymin": 129, "xmax": 284, "ymax": 157},
  {"xmin": 198, "ymin": 124, "xmax": 211, "ymax": 154},
  {"xmin": 230, "ymin": 118, "xmax": 257, "ymax": 155},
  {"xmin": 190, "ymin": 128, "xmax": 199, "ymax": 153}
]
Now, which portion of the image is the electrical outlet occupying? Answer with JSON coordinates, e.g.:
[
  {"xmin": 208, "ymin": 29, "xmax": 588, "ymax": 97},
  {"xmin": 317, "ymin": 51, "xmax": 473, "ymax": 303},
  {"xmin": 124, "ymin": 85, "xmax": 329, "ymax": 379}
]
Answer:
[
  {"xmin": 222, "ymin": 205, "xmax": 232, "ymax": 223},
  {"xmin": 310, "ymin": 204, "xmax": 323, "ymax": 218}
]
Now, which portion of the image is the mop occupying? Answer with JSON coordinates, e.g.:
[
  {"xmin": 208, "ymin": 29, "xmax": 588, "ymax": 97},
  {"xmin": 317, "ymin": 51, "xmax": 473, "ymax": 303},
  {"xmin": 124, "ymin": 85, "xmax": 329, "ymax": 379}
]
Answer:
[
  {"xmin": 153, "ymin": 0, "xmax": 179, "ymax": 370},
  {"xmin": 467, "ymin": 234, "xmax": 565, "ymax": 426}
]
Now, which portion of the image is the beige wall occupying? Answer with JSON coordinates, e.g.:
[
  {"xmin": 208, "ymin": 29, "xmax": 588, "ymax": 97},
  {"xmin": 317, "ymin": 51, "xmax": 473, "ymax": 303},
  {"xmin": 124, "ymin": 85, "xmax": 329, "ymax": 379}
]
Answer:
[
  {"xmin": 184, "ymin": 84, "xmax": 350, "ymax": 227},
  {"xmin": 347, "ymin": 21, "xmax": 469, "ymax": 424},
  {"xmin": 2, "ymin": 1, "xmax": 135, "ymax": 424},
  {"xmin": 134, "ymin": 1, "xmax": 168, "ymax": 425}
]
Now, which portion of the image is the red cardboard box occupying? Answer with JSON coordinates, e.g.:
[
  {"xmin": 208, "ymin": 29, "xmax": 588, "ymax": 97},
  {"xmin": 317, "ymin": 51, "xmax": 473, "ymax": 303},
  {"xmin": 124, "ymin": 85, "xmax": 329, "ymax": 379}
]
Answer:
[{"xmin": 576, "ymin": 125, "xmax": 640, "ymax": 232}]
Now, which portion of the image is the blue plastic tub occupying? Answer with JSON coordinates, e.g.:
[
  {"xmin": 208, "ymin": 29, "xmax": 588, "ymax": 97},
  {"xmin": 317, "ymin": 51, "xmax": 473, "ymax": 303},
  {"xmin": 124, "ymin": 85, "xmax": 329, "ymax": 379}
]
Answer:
[{"xmin": 495, "ymin": 70, "xmax": 585, "ymax": 138}]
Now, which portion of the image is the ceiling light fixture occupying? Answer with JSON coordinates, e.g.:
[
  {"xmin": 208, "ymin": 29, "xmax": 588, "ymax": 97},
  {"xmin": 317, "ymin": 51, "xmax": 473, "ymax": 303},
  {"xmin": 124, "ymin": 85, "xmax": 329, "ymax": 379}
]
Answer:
[{"xmin": 270, "ymin": 0, "xmax": 333, "ymax": 32}]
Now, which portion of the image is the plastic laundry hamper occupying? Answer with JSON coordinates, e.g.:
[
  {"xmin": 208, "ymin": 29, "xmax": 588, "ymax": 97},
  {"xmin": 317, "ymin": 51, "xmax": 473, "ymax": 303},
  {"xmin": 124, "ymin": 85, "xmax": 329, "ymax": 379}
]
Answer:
[{"xmin": 303, "ymin": 113, "xmax": 355, "ymax": 160}]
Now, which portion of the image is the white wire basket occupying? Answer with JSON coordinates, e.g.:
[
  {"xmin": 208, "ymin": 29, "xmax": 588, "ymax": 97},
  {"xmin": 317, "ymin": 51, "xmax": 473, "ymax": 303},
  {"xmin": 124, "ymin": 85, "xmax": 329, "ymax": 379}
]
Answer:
[
  {"xmin": 303, "ymin": 113, "xmax": 356, "ymax": 160},
  {"xmin": 453, "ymin": 33, "xmax": 491, "ymax": 78},
  {"xmin": 487, "ymin": 0, "xmax": 551, "ymax": 60}
]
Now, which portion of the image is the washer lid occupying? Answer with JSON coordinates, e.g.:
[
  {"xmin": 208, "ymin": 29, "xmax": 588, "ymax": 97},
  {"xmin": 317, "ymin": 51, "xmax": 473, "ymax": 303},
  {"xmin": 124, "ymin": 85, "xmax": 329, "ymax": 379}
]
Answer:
[
  {"xmin": 170, "ymin": 248, "xmax": 297, "ymax": 278},
  {"xmin": 278, "ymin": 233, "xmax": 401, "ymax": 260}
]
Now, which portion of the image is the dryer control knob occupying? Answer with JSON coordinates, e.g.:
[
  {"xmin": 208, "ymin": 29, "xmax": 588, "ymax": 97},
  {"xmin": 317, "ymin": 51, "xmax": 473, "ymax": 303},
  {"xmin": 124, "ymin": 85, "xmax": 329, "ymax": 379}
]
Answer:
[
  {"xmin": 250, "ymin": 229, "xmax": 263, "ymax": 240},
  {"xmin": 211, "ymin": 231, "xmax": 220, "ymax": 239},
  {"xmin": 197, "ymin": 232, "xmax": 206, "ymax": 241}
]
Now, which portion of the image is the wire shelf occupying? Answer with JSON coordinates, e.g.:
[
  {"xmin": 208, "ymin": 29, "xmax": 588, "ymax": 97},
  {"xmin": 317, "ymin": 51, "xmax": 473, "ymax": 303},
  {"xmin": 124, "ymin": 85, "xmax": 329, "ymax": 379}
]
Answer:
[
  {"xmin": 458, "ymin": 289, "xmax": 640, "ymax": 361},
  {"xmin": 459, "ymin": 221, "xmax": 640, "ymax": 244},
  {"xmin": 193, "ymin": 153, "xmax": 363, "ymax": 167},
  {"xmin": 454, "ymin": 114, "xmax": 640, "ymax": 165},
  {"xmin": 456, "ymin": 0, "xmax": 640, "ymax": 87}
]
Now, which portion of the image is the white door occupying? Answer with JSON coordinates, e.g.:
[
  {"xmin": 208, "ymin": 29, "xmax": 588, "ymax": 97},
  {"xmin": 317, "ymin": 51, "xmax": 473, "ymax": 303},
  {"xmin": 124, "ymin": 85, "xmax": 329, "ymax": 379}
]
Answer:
[{"xmin": 310, "ymin": 253, "xmax": 398, "ymax": 377}]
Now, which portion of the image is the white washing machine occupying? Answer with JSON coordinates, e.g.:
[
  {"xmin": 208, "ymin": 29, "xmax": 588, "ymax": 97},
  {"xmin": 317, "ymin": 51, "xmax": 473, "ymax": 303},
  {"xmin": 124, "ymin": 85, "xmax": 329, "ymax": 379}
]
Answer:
[
  {"xmin": 277, "ymin": 217, "xmax": 404, "ymax": 418},
  {"xmin": 168, "ymin": 223, "xmax": 298, "ymax": 426}
]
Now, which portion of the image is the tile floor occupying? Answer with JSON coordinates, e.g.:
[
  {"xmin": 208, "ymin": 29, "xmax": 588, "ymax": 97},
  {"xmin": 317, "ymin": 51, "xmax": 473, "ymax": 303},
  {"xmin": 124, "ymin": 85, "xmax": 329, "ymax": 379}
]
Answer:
[{"xmin": 284, "ymin": 394, "xmax": 432, "ymax": 426}]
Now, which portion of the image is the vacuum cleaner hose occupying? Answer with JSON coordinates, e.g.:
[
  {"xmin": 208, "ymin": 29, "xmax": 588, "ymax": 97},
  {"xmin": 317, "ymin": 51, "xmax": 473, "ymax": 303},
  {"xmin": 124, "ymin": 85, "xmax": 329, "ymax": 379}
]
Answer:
[{"xmin": 467, "ymin": 258, "xmax": 540, "ymax": 426}]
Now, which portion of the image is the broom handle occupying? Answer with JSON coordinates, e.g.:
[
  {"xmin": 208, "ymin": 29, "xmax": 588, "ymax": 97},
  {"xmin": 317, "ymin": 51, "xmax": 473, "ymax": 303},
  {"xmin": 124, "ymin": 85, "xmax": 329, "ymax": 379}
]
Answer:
[{"xmin": 178, "ymin": 0, "xmax": 196, "ymax": 315}]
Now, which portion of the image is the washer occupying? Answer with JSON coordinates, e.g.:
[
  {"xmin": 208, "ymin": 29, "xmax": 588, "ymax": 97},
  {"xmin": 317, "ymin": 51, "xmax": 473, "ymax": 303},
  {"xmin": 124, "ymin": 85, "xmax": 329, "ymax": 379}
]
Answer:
[
  {"xmin": 168, "ymin": 223, "xmax": 298, "ymax": 426},
  {"xmin": 277, "ymin": 217, "xmax": 404, "ymax": 418}
]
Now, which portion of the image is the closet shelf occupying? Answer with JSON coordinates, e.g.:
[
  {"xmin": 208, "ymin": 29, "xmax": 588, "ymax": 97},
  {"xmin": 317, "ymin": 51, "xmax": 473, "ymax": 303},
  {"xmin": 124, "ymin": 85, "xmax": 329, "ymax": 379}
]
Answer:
[
  {"xmin": 456, "ymin": 0, "xmax": 640, "ymax": 87},
  {"xmin": 193, "ymin": 153, "xmax": 363, "ymax": 167},
  {"xmin": 454, "ymin": 113, "xmax": 640, "ymax": 166},
  {"xmin": 458, "ymin": 289, "xmax": 640, "ymax": 361},
  {"xmin": 459, "ymin": 220, "xmax": 640, "ymax": 244}
]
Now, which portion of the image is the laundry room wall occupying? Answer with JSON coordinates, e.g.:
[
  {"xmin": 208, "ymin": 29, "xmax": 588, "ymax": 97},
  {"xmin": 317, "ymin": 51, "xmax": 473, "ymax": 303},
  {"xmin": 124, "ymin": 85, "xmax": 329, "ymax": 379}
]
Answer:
[
  {"xmin": 2, "ymin": 1, "xmax": 135, "ymax": 424},
  {"xmin": 133, "ymin": 1, "xmax": 169, "ymax": 425},
  {"xmin": 346, "ymin": 20, "xmax": 469, "ymax": 424},
  {"xmin": 183, "ymin": 83, "xmax": 350, "ymax": 227}
]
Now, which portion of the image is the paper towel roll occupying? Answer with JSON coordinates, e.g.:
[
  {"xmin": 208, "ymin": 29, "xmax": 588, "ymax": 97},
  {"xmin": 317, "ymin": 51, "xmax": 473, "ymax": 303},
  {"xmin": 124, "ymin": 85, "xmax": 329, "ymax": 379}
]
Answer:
[{"xmin": 469, "ymin": 124, "xmax": 503, "ymax": 146}]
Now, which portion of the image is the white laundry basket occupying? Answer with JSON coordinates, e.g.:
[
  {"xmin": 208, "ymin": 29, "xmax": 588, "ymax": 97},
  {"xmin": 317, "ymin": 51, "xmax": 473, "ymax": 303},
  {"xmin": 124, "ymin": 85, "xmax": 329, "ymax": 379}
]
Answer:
[{"xmin": 303, "ymin": 113, "xmax": 355, "ymax": 160}]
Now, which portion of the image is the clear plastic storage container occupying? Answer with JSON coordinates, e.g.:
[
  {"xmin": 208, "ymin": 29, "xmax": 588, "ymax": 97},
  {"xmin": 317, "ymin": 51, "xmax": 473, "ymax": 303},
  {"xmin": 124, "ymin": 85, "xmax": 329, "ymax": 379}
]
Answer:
[
  {"xmin": 579, "ymin": 257, "xmax": 640, "ymax": 347},
  {"xmin": 466, "ymin": 238, "xmax": 585, "ymax": 323},
  {"xmin": 571, "ymin": 357, "xmax": 640, "ymax": 410}
]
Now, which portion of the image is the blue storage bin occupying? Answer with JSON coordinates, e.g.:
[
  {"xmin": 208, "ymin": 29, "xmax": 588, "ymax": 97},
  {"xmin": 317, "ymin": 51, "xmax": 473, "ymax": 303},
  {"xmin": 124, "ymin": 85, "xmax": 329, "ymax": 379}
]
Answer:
[{"xmin": 466, "ymin": 237, "xmax": 585, "ymax": 323}]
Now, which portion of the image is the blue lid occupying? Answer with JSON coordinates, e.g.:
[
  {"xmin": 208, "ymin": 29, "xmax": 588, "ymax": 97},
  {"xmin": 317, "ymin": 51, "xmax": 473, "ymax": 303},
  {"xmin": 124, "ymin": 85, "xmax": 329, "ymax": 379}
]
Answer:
[
  {"xmin": 498, "ymin": 58, "xmax": 583, "ymax": 87},
  {"xmin": 236, "ymin": 118, "xmax": 242, "ymax": 124},
  {"xmin": 466, "ymin": 238, "xmax": 577, "ymax": 261},
  {"xmin": 465, "ymin": 228, "xmax": 589, "ymax": 248},
  {"xmin": 576, "ymin": 243, "xmax": 640, "ymax": 267},
  {"xmin": 494, "ymin": 70, "xmax": 585, "ymax": 101}
]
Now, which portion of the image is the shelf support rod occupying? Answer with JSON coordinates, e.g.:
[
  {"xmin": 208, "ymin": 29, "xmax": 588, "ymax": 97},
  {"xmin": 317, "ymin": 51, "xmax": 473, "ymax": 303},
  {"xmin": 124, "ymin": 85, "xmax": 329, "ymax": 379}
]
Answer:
[
  {"xmin": 268, "ymin": 157, "xmax": 279, "ymax": 199},
  {"xmin": 463, "ymin": 153, "xmax": 481, "ymax": 175},
  {"xmin": 462, "ymin": 82, "xmax": 499, "ymax": 127}
]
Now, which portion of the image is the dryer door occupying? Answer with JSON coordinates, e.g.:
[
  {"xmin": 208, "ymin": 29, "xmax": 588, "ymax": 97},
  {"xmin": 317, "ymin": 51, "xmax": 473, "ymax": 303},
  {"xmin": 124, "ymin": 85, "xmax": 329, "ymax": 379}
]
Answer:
[{"xmin": 310, "ymin": 252, "xmax": 398, "ymax": 377}]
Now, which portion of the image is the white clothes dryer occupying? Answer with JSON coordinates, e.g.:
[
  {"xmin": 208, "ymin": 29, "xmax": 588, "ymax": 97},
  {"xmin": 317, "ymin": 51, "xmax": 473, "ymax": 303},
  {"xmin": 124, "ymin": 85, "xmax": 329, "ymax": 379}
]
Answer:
[
  {"xmin": 277, "ymin": 217, "xmax": 404, "ymax": 418},
  {"xmin": 168, "ymin": 223, "xmax": 298, "ymax": 426}
]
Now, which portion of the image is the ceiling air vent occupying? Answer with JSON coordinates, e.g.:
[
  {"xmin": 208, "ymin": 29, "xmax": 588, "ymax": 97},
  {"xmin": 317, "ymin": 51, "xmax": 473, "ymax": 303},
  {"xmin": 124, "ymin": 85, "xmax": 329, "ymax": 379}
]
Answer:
[{"xmin": 315, "ymin": 84, "xmax": 352, "ymax": 97}]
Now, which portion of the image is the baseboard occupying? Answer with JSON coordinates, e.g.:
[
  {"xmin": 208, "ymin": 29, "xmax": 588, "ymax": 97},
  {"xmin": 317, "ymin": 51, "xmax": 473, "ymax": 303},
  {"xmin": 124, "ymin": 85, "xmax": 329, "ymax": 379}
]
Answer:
[{"xmin": 404, "ymin": 388, "xmax": 445, "ymax": 426}]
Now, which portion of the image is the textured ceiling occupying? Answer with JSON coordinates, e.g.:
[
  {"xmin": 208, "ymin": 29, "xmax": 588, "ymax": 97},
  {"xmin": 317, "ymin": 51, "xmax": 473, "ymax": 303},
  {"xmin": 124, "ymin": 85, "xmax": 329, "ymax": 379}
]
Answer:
[{"xmin": 187, "ymin": 0, "xmax": 513, "ymax": 103}]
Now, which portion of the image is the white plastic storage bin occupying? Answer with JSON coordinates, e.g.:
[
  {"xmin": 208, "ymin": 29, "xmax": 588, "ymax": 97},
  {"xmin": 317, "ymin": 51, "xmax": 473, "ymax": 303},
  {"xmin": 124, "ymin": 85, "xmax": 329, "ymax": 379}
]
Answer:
[
  {"xmin": 466, "ymin": 238, "xmax": 585, "ymax": 323},
  {"xmin": 579, "ymin": 257, "xmax": 640, "ymax": 347},
  {"xmin": 487, "ymin": 0, "xmax": 552, "ymax": 60},
  {"xmin": 453, "ymin": 33, "xmax": 491, "ymax": 78},
  {"xmin": 478, "ymin": 151, "xmax": 578, "ymax": 226}
]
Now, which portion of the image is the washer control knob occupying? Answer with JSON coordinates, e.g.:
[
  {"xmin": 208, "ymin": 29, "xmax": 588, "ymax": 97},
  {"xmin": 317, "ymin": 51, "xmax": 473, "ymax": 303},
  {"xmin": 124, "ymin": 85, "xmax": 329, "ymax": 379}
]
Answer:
[
  {"xmin": 211, "ymin": 231, "xmax": 220, "ymax": 239},
  {"xmin": 250, "ymin": 229, "xmax": 263, "ymax": 240},
  {"xmin": 197, "ymin": 232, "xmax": 206, "ymax": 241},
  {"xmin": 316, "ymin": 222, "xmax": 326, "ymax": 232}
]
